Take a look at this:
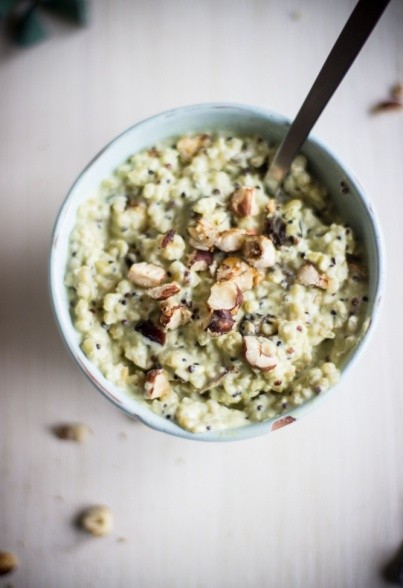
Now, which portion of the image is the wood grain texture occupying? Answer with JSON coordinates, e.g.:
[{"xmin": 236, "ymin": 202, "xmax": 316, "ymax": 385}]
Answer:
[{"xmin": 1, "ymin": 1, "xmax": 402, "ymax": 587}]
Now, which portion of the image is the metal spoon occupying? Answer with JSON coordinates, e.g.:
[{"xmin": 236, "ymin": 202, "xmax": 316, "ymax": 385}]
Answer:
[{"xmin": 267, "ymin": 0, "xmax": 391, "ymax": 187}]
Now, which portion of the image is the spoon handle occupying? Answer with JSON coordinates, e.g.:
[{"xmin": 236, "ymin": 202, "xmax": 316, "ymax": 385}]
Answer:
[{"xmin": 268, "ymin": 0, "xmax": 391, "ymax": 183}]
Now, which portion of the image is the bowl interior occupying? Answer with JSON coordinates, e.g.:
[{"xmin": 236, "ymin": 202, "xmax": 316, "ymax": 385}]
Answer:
[{"xmin": 50, "ymin": 103, "xmax": 383, "ymax": 442}]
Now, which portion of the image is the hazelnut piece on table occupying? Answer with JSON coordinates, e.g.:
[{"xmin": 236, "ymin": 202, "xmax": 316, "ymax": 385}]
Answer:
[
  {"xmin": 53, "ymin": 423, "xmax": 92, "ymax": 443},
  {"xmin": 0, "ymin": 551, "xmax": 18, "ymax": 576},
  {"xmin": 80, "ymin": 505, "xmax": 114, "ymax": 537}
]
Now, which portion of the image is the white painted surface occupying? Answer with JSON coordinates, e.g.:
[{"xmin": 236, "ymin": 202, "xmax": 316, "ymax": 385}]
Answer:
[{"xmin": 1, "ymin": 1, "xmax": 402, "ymax": 586}]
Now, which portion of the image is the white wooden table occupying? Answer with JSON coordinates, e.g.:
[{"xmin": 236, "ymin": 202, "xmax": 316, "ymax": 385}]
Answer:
[{"xmin": 1, "ymin": 1, "xmax": 403, "ymax": 586}]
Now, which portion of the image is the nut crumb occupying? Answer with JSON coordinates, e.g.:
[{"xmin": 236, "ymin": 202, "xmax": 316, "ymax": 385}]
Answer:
[
  {"xmin": 371, "ymin": 83, "xmax": 402, "ymax": 114},
  {"xmin": 128, "ymin": 262, "xmax": 166, "ymax": 288},
  {"xmin": 159, "ymin": 303, "xmax": 192, "ymax": 330},
  {"xmin": 0, "ymin": 552, "xmax": 18, "ymax": 576},
  {"xmin": 243, "ymin": 336, "xmax": 277, "ymax": 372},
  {"xmin": 230, "ymin": 186, "xmax": 256, "ymax": 217},
  {"xmin": 79, "ymin": 505, "xmax": 114, "ymax": 537},
  {"xmin": 207, "ymin": 281, "xmax": 243, "ymax": 312},
  {"xmin": 392, "ymin": 83, "xmax": 402, "ymax": 102},
  {"xmin": 160, "ymin": 229, "xmax": 176, "ymax": 248},
  {"xmin": 147, "ymin": 282, "xmax": 181, "ymax": 301},
  {"xmin": 144, "ymin": 368, "xmax": 171, "ymax": 399},
  {"xmin": 53, "ymin": 423, "xmax": 91, "ymax": 442},
  {"xmin": 177, "ymin": 134, "xmax": 209, "ymax": 160},
  {"xmin": 296, "ymin": 263, "xmax": 329, "ymax": 289}
]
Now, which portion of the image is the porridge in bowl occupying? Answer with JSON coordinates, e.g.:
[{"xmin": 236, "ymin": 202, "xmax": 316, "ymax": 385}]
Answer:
[{"xmin": 65, "ymin": 133, "xmax": 369, "ymax": 433}]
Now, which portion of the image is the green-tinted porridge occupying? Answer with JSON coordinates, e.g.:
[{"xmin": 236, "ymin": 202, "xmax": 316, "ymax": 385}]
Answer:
[{"xmin": 65, "ymin": 133, "xmax": 369, "ymax": 432}]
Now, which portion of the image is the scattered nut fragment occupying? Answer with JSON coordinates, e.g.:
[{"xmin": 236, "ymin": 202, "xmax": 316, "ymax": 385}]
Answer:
[
  {"xmin": 128, "ymin": 262, "xmax": 166, "ymax": 288},
  {"xmin": 80, "ymin": 505, "xmax": 113, "ymax": 537},
  {"xmin": 216, "ymin": 257, "xmax": 260, "ymax": 292},
  {"xmin": 177, "ymin": 134, "xmax": 209, "ymax": 160},
  {"xmin": 206, "ymin": 310, "xmax": 235, "ymax": 335},
  {"xmin": 188, "ymin": 219, "xmax": 218, "ymax": 250},
  {"xmin": 242, "ymin": 235, "xmax": 275, "ymax": 269},
  {"xmin": 0, "ymin": 552, "xmax": 17, "ymax": 576},
  {"xmin": 187, "ymin": 249, "xmax": 214, "ymax": 271},
  {"xmin": 135, "ymin": 319, "xmax": 166, "ymax": 345},
  {"xmin": 160, "ymin": 229, "xmax": 176, "ymax": 248},
  {"xmin": 207, "ymin": 281, "xmax": 243, "ymax": 312},
  {"xmin": 144, "ymin": 369, "xmax": 171, "ymax": 399},
  {"xmin": 215, "ymin": 228, "xmax": 246, "ymax": 252},
  {"xmin": 53, "ymin": 423, "xmax": 92, "ymax": 443},
  {"xmin": 147, "ymin": 282, "xmax": 181, "ymax": 301},
  {"xmin": 392, "ymin": 83, "xmax": 402, "ymax": 101},
  {"xmin": 296, "ymin": 263, "xmax": 329, "ymax": 289},
  {"xmin": 371, "ymin": 83, "xmax": 402, "ymax": 114},
  {"xmin": 243, "ymin": 336, "xmax": 277, "ymax": 372},
  {"xmin": 372, "ymin": 100, "xmax": 402, "ymax": 114},
  {"xmin": 230, "ymin": 186, "xmax": 256, "ymax": 217},
  {"xmin": 159, "ymin": 304, "xmax": 192, "ymax": 330}
]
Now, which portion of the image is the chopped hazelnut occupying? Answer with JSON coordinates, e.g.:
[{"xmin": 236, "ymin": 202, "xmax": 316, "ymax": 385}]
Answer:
[
  {"xmin": 242, "ymin": 235, "xmax": 276, "ymax": 269},
  {"xmin": 0, "ymin": 551, "xmax": 18, "ymax": 576},
  {"xmin": 216, "ymin": 257, "xmax": 260, "ymax": 292},
  {"xmin": 187, "ymin": 249, "xmax": 213, "ymax": 271},
  {"xmin": 371, "ymin": 100, "xmax": 402, "ymax": 114},
  {"xmin": 160, "ymin": 304, "xmax": 192, "ymax": 330},
  {"xmin": 80, "ymin": 505, "xmax": 114, "ymax": 537},
  {"xmin": 215, "ymin": 228, "xmax": 246, "ymax": 252},
  {"xmin": 206, "ymin": 310, "xmax": 235, "ymax": 335},
  {"xmin": 207, "ymin": 281, "xmax": 243, "ymax": 312},
  {"xmin": 188, "ymin": 219, "xmax": 218, "ymax": 250},
  {"xmin": 243, "ymin": 335, "xmax": 277, "ymax": 372},
  {"xmin": 53, "ymin": 423, "xmax": 92, "ymax": 443},
  {"xmin": 144, "ymin": 369, "xmax": 171, "ymax": 399},
  {"xmin": 296, "ymin": 263, "xmax": 329, "ymax": 289},
  {"xmin": 230, "ymin": 186, "xmax": 256, "ymax": 217},
  {"xmin": 128, "ymin": 262, "xmax": 166, "ymax": 287},
  {"xmin": 160, "ymin": 229, "xmax": 176, "ymax": 248},
  {"xmin": 177, "ymin": 134, "xmax": 209, "ymax": 160},
  {"xmin": 147, "ymin": 282, "xmax": 181, "ymax": 301},
  {"xmin": 135, "ymin": 320, "xmax": 166, "ymax": 345}
]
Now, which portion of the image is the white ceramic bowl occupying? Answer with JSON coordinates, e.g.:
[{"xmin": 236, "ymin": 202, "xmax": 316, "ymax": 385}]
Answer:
[{"xmin": 49, "ymin": 103, "xmax": 384, "ymax": 442}]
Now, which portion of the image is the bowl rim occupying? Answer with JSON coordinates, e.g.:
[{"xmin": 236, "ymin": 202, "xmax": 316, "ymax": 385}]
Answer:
[{"xmin": 49, "ymin": 101, "xmax": 385, "ymax": 442}]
